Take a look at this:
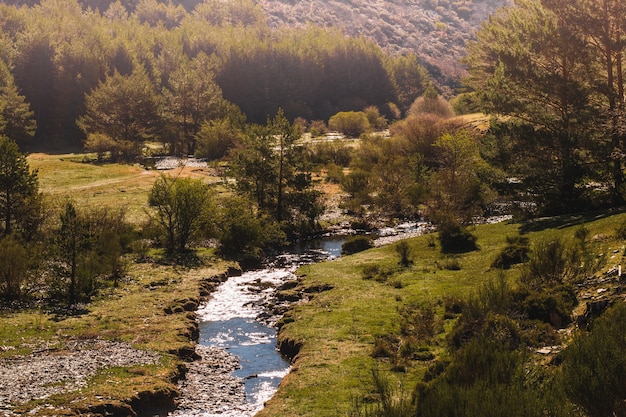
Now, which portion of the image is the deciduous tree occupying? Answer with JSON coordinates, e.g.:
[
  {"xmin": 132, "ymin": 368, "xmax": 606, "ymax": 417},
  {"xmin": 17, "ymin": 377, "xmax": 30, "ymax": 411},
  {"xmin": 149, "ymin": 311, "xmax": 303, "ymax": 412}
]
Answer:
[{"xmin": 148, "ymin": 175, "xmax": 212, "ymax": 253}]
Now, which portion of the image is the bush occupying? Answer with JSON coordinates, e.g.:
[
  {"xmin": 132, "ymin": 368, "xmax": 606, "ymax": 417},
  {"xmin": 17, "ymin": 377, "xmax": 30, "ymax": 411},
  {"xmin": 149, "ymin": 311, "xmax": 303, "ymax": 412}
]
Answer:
[
  {"xmin": 342, "ymin": 235, "xmax": 373, "ymax": 255},
  {"xmin": 561, "ymin": 302, "xmax": 626, "ymax": 417},
  {"xmin": 491, "ymin": 235, "xmax": 529, "ymax": 269},
  {"xmin": 395, "ymin": 240, "xmax": 413, "ymax": 267},
  {"xmin": 361, "ymin": 264, "xmax": 395, "ymax": 282},
  {"xmin": 517, "ymin": 285, "xmax": 577, "ymax": 328},
  {"xmin": 0, "ymin": 234, "xmax": 30, "ymax": 299},
  {"xmin": 438, "ymin": 221, "xmax": 478, "ymax": 254},
  {"xmin": 328, "ymin": 111, "xmax": 371, "ymax": 137}
]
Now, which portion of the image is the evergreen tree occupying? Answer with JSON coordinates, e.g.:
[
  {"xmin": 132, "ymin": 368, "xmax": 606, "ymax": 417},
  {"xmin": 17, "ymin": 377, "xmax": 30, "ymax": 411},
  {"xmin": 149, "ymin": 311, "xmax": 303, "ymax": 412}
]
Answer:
[{"xmin": 0, "ymin": 136, "xmax": 38, "ymax": 236}]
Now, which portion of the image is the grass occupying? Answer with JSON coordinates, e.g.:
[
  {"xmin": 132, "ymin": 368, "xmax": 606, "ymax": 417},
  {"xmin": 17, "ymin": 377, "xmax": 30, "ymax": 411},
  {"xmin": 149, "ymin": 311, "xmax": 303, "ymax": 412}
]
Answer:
[
  {"xmin": 258, "ymin": 211, "xmax": 626, "ymax": 417},
  {"xmin": 27, "ymin": 153, "xmax": 221, "ymax": 224}
]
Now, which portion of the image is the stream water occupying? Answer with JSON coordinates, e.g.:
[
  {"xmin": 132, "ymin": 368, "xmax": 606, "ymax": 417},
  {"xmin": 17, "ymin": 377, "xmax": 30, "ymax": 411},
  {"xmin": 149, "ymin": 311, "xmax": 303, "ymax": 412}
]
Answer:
[{"xmin": 193, "ymin": 236, "xmax": 347, "ymax": 416}]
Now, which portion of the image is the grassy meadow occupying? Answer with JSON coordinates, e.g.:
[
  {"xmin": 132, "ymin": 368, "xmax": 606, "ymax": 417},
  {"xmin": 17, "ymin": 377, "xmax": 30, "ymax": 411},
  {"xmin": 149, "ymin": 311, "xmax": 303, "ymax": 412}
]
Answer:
[{"xmin": 27, "ymin": 153, "xmax": 219, "ymax": 224}]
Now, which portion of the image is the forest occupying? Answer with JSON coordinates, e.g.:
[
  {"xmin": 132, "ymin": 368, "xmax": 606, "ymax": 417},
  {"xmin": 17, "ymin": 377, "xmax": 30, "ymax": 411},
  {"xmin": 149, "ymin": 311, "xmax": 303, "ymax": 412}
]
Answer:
[{"xmin": 1, "ymin": 0, "xmax": 626, "ymax": 416}]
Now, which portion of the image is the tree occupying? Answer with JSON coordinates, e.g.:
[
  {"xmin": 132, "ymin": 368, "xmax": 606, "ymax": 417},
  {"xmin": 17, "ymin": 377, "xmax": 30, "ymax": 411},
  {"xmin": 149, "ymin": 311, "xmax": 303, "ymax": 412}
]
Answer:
[
  {"xmin": 427, "ymin": 130, "xmax": 490, "ymax": 225},
  {"xmin": 229, "ymin": 110, "xmax": 322, "ymax": 237},
  {"xmin": 0, "ymin": 62, "xmax": 36, "ymax": 145},
  {"xmin": 464, "ymin": 0, "xmax": 602, "ymax": 211},
  {"xmin": 77, "ymin": 67, "xmax": 162, "ymax": 160},
  {"xmin": 408, "ymin": 84, "xmax": 455, "ymax": 118},
  {"xmin": 0, "ymin": 136, "xmax": 38, "ymax": 236},
  {"xmin": 194, "ymin": 117, "xmax": 245, "ymax": 161},
  {"xmin": 541, "ymin": 0, "xmax": 626, "ymax": 204},
  {"xmin": 385, "ymin": 52, "xmax": 429, "ymax": 115},
  {"xmin": 57, "ymin": 201, "xmax": 87, "ymax": 304},
  {"xmin": 163, "ymin": 53, "xmax": 223, "ymax": 155},
  {"xmin": 148, "ymin": 175, "xmax": 212, "ymax": 254},
  {"xmin": 55, "ymin": 201, "xmax": 130, "ymax": 303}
]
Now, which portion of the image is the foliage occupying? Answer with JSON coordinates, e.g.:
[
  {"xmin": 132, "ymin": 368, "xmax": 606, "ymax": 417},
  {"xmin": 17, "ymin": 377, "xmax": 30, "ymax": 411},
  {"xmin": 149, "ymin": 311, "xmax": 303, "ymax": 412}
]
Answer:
[
  {"xmin": 228, "ymin": 110, "xmax": 322, "ymax": 238},
  {"xmin": 77, "ymin": 68, "xmax": 162, "ymax": 161},
  {"xmin": 427, "ymin": 130, "xmax": 492, "ymax": 224},
  {"xmin": 0, "ymin": 136, "xmax": 39, "ymax": 236},
  {"xmin": 415, "ymin": 337, "xmax": 571, "ymax": 417},
  {"xmin": 465, "ymin": 0, "xmax": 625, "ymax": 210},
  {"xmin": 520, "ymin": 238, "xmax": 585, "ymax": 289},
  {"xmin": 148, "ymin": 175, "xmax": 212, "ymax": 254},
  {"xmin": 408, "ymin": 85, "xmax": 455, "ymax": 119},
  {"xmin": 0, "ymin": 233, "xmax": 30, "ymax": 299},
  {"xmin": 0, "ymin": 64, "xmax": 36, "ymax": 145},
  {"xmin": 351, "ymin": 368, "xmax": 413, "ymax": 417},
  {"xmin": 328, "ymin": 111, "xmax": 371, "ymax": 137},
  {"xmin": 215, "ymin": 194, "xmax": 286, "ymax": 260},
  {"xmin": 491, "ymin": 235, "xmax": 529, "ymax": 269},
  {"xmin": 437, "ymin": 219, "xmax": 478, "ymax": 254},
  {"xmin": 194, "ymin": 117, "xmax": 245, "ymax": 161},
  {"xmin": 561, "ymin": 302, "xmax": 626, "ymax": 417},
  {"xmin": 341, "ymin": 235, "xmax": 373, "ymax": 255},
  {"xmin": 395, "ymin": 240, "xmax": 412, "ymax": 267},
  {"xmin": 54, "ymin": 201, "xmax": 131, "ymax": 303}
]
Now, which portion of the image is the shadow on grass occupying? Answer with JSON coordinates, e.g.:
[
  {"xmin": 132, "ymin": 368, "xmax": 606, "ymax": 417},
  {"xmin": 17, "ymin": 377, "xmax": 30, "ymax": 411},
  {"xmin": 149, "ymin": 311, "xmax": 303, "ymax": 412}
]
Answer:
[{"xmin": 519, "ymin": 207, "xmax": 626, "ymax": 234}]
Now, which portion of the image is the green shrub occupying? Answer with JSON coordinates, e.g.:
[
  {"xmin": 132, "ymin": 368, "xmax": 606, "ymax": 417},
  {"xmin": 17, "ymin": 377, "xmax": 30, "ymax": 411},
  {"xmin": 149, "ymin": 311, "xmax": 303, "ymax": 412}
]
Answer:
[
  {"xmin": 328, "ymin": 111, "xmax": 371, "ymax": 137},
  {"xmin": 561, "ymin": 302, "xmax": 626, "ymax": 417},
  {"xmin": 342, "ymin": 235, "xmax": 373, "ymax": 255},
  {"xmin": 517, "ymin": 285, "xmax": 577, "ymax": 328},
  {"xmin": 0, "ymin": 234, "xmax": 30, "ymax": 299},
  {"xmin": 361, "ymin": 264, "xmax": 395, "ymax": 282},
  {"xmin": 437, "ymin": 221, "xmax": 478, "ymax": 254},
  {"xmin": 491, "ymin": 235, "xmax": 529, "ymax": 269},
  {"xmin": 395, "ymin": 240, "xmax": 413, "ymax": 267}
]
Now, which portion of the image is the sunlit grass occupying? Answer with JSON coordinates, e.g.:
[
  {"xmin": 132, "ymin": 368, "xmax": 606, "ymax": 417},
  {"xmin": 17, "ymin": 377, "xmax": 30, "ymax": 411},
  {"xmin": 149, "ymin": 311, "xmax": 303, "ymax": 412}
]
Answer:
[
  {"xmin": 27, "ymin": 153, "xmax": 221, "ymax": 224},
  {"xmin": 259, "ymin": 211, "xmax": 626, "ymax": 417}
]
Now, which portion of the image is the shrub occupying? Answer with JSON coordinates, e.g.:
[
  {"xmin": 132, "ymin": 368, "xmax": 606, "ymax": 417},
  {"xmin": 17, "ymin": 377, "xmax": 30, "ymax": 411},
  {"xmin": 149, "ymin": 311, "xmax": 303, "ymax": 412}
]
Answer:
[
  {"xmin": 517, "ymin": 285, "xmax": 577, "ymax": 328},
  {"xmin": 325, "ymin": 163, "xmax": 344, "ymax": 184},
  {"xmin": 0, "ymin": 234, "xmax": 30, "ymax": 299},
  {"xmin": 395, "ymin": 240, "xmax": 413, "ymax": 267},
  {"xmin": 491, "ymin": 235, "xmax": 529, "ymax": 269},
  {"xmin": 520, "ymin": 238, "xmax": 586, "ymax": 289},
  {"xmin": 342, "ymin": 235, "xmax": 373, "ymax": 255},
  {"xmin": 561, "ymin": 303, "xmax": 626, "ymax": 417},
  {"xmin": 438, "ymin": 220, "xmax": 478, "ymax": 254},
  {"xmin": 308, "ymin": 120, "xmax": 328, "ymax": 137},
  {"xmin": 398, "ymin": 302, "xmax": 437, "ymax": 342},
  {"xmin": 361, "ymin": 264, "xmax": 395, "ymax": 282},
  {"xmin": 328, "ymin": 111, "xmax": 371, "ymax": 137}
]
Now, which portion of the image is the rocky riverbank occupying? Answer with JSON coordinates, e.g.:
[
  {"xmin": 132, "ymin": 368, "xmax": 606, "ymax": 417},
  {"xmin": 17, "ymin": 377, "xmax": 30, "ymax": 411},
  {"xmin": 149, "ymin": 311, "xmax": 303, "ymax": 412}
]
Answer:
[
  {"xmin": 170, "ymin": 345, "xmax": 247, "ymax": 417},
  {"xmin": 0, "ymin": 339, "xmax": 161, "ymax": 416}
]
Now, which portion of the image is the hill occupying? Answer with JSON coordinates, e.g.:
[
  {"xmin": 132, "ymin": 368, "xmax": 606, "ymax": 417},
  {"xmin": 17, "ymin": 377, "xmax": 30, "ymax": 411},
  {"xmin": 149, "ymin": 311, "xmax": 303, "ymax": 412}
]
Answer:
[{"xmin": 257, "ymin": 0, "xmax": 512, "ymax": 89}]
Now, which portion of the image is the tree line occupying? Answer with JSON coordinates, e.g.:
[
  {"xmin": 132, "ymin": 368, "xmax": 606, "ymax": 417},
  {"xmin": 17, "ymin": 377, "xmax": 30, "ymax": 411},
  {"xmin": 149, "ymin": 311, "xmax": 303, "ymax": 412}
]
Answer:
[{"xmin": 0, "ymin": 0, "xmax": 429, "ymax": 153}]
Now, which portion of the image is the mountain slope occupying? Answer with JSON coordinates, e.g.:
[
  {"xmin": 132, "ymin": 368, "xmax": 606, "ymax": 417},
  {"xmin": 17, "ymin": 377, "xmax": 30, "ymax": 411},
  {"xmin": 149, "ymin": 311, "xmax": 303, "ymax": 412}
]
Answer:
[{"xmin": 257, "ymin": 0, "xmax": 512, "ymax": 88}]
